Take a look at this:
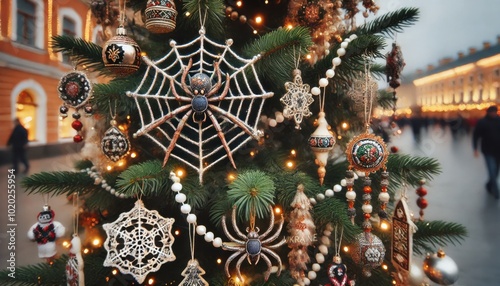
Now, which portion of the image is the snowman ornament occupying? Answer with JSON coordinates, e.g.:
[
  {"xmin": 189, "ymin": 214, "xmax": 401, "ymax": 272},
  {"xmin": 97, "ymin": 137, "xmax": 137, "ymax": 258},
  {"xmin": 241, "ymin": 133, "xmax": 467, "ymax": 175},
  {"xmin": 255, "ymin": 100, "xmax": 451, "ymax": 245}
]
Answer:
[{"xmin": 28, "ymin": 205, "xmax": 66, "ymax": 260}]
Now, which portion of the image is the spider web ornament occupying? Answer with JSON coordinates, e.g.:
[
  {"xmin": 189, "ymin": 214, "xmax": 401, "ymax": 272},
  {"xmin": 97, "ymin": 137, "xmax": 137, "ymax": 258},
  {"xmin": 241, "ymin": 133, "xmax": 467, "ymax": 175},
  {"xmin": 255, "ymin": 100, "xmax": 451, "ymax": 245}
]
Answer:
[
  {"xmin": 127, "ymin": 25, "xmax": 273, "ymax": 183},
  {"xmin": 179, "ymin": 259, "xmax": 209, "ymax": 286},
  {"xmin": 103, "ymin": 200, "xmax": 176, "ymax": 284},
  {"xmin": 281, "ymin": 69, "xmax": 314, "ymax": 129}
]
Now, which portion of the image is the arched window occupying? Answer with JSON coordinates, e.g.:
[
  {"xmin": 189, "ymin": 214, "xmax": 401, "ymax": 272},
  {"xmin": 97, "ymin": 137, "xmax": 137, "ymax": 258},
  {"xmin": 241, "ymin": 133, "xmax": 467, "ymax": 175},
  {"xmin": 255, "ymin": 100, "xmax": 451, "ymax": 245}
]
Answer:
[
  {"xmin": 15, "ymin": 91, "xmax": 37, "ymax": 141},
  {"xmin": 62, "ymin": 17, "xmax": 76, "ymax": 63},
  {"xmin": 58, "ymin": 8, "xmax": 83, "ymax": 63}
]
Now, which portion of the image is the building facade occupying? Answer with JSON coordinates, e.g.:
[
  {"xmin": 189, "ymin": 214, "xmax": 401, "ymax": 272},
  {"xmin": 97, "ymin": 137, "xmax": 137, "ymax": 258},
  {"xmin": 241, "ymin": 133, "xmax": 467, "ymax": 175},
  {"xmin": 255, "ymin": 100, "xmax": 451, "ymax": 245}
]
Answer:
[
  {"xmin": 398, "ymin": 38, "xmax": 500, "ymax": 119},
  {"xmin": 0, "ymin": 0, "xmax": 102, "ymax": 163}
]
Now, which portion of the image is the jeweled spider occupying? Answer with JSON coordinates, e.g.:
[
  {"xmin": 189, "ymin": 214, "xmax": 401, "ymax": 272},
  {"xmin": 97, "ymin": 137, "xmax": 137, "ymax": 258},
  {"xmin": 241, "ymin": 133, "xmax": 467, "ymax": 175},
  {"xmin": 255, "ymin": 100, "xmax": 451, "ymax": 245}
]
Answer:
[{"xmin": 221, "ymin": 206, "xmax": 286, "ymax": 281}]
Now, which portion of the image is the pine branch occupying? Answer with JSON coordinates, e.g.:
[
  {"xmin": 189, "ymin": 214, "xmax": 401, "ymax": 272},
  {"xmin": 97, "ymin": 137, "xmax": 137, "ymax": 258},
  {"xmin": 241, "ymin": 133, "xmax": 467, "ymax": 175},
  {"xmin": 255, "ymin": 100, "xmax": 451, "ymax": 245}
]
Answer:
[
  {"xmin": 226, "ymin": 170, "xmax": 276, "ymax": 221},
  {"xmin": 377, "ymin": 88, "xmax": 397, "ymax": 110},
  {"xmin": 182, "ymin": 0, "xmax": 225, "ymax": 37},
  {"xmin": 22, "ymin": 171, "xmax": 96, "ymax": 196},
  {"xmin": 242, "ymin": 26, "xmax": 313, "ymax": 86},
  {"xmin": 115, "ymin": 160, "xmax": 169, "ymax": 197},
  {"xmin": 357, "ymin": 7, "xmax": 420, "ymax": 37},
  {"xmin": 313, "ymin": 197, "xmax": 362, "ymax": 242},
  {"xmin": 51, "ymin": 35, "xmax": 105, "ymax": 73},
  {"xmin": 386, "ymin": 154, "xmax": 442, "ymax": 187},
  {"xmin": 413, "ymin": 220, "xmax": 467, "ymax": 255}
]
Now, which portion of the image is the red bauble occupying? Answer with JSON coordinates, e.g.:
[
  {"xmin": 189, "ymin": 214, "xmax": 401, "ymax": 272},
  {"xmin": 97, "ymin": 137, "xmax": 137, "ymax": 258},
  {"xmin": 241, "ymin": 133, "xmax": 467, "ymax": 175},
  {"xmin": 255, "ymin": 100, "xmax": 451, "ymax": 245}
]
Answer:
[
  {"xmin": 417, "ymin": 197, "xmax": 428, "ymax": 209},
  {"xmin": 416, "ymin": 186, "xmax": 428, "ymax": 197},
  {"xmin": 73, "ymin": 134, "xmax": 83, "ymax": 143},
  {"xmin": 71, "ymin": 120, "xmax": 83, "ymax": 131},
  {"xmin": 390, "ymin": 146, "xmax": 399, "ymax": 153}
]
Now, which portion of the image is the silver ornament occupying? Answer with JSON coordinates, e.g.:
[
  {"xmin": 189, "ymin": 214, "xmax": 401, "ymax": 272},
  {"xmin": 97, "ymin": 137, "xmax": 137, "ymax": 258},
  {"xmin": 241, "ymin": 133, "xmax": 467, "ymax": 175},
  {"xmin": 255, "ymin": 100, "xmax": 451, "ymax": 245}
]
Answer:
[
  {"xmin": 101, "ymin": 126, "xmax": 130, "ymax": 162},
  {"xmin": 409, "ymin": 262, "xmax": 426, "ymax": 286},
  {"xmin": 352, "ymin": 232, "xmax": 386, "ymax": 277},
  {"xmin": 423, "ymin": 249, "xmax": 459, "ymax": 285}
]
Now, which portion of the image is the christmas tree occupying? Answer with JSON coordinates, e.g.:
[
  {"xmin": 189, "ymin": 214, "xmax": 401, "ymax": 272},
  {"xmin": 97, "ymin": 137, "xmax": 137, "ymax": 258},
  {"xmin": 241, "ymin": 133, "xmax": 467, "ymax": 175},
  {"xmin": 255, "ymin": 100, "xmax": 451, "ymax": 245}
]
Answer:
[{"xmin": 1, "ymin": 0, "xmax": 467, "ymax": 285}]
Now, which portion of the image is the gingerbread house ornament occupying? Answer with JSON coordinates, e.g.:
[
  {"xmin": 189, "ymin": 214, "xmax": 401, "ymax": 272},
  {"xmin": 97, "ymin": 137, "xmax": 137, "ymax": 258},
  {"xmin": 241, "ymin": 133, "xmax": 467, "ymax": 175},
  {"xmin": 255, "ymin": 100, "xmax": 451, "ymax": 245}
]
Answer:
[{"xmin": 391, "ymin": 199, "xmax": 417, "ymax": 284}]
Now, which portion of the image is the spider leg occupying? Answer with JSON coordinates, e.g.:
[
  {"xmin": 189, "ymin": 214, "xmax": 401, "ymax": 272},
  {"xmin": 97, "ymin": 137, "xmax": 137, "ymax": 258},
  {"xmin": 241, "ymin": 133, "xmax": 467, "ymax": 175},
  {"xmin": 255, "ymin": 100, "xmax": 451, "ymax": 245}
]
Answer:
[
  {"xmin": 259, "ymin": 252, "xmax": 274, "ymax": 281},
  {"xmin": 180, "ymin": 58, "xmax": 194, "ymax": 96},
  {"xmin": 236, "ymin": 252, "xmax": 248, "ymax": 282},
  {"xmin": 208, "ymin": 72, "xmax": 230, "ymax": 101},
  {"xmin": 170, "ymin": 76, "xmax": 192, "ymax": 102},
  {"xmin": 206, "ymin": 109, "xmax": 237, "ymax": 169},
  {"xmin": 206, "ymin": 61, "xmax": 222, "ymax": 97},
  {"xmin": 209, "ymin": 105, "xmax": 260, "ymax": 139},
  {"xmin": 264, "ymin": 236, "xmax": 286, "ymax": 249},
  {"xmin": 261, "ymin": 248, "xmax": 283, "ymax": 277},
  {"xmin": 134, "ymin": 104, "xmax": 192, "ymax": 137},
  {"xmin": 261, "ymin": 213, "xmax": 285, "ymax": 245},
  {"xmin": 246, "ymin": 253, "xmax": 261, "ymax": 265},
  {"xmin": 222, "ymin": 210, "xmax": 246, "ymax": 245},
  {"xmin": 225, "ymin": 250, "xmax": 245, "ymax": 278},
  {"xmin": 231, "ymin": 206, "xmax": 248, "ymax": 240},
  {"xmin": 163, "ymin": 109, "xmax": 193, "ymax": 166},
  {"xmin": 259, "ymin": 205, "xmax": 276, "ymax": 239}
]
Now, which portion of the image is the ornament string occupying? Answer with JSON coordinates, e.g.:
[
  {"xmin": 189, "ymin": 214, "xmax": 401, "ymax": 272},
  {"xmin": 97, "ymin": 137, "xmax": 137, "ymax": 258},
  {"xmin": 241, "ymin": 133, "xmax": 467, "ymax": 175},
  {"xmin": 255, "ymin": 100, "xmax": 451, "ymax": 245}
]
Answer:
[
  {"xmin": 189, "ymin": 223, "xmax": 196, "ymax": 260},
  {"xmin": 334, "ymin": 224, "xmax": 344, "ymax": 257},
  {"xmin": 118, "ymin": 0, "xmax": 126, "ymax": 26},
  {"xmin": 72, "ymin": 192, "xmax": 80, "ymax": 235},
  {"xmin": 197, "ymin": 1, "xmax": 209, "ymax": 28},
  {"xmin": 363, "ymin": 55, "xmax": 374, "ymax": 131}
]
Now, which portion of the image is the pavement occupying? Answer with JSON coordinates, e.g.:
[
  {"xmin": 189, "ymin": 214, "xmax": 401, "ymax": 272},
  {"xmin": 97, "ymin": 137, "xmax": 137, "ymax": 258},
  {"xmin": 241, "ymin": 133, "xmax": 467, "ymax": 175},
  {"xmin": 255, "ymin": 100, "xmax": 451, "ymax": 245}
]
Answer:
[{"xmin": 1, "ymin": 125, "xmax": 499, "ymax": 285}]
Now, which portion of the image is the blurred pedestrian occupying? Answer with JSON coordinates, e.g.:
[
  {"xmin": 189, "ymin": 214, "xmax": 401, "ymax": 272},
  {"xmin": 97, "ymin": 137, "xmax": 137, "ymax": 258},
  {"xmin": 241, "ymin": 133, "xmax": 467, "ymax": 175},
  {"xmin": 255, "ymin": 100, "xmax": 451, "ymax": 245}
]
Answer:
[
  {"xmin": 473, "ymin": 105, "xmax": 500, "ymax": 199},
  {"xmin": 7, "ymin": 118, "xmax": 30, "ymax": 174}
]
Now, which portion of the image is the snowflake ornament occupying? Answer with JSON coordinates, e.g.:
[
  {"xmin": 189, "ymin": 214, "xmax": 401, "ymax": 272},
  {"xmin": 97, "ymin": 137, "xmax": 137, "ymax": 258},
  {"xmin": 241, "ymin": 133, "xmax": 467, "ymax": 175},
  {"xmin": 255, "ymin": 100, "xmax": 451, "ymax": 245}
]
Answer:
[
  {"xmin": 127, "ymin": 27, "xmax": 273, "ymax": 182},
  {"xmin": 103, "ymin": 200, "xmax": 176, "ymax": 284},
  {"xmin": 281, "ymin": 69, "xmax": 314, "ymax": 129}
]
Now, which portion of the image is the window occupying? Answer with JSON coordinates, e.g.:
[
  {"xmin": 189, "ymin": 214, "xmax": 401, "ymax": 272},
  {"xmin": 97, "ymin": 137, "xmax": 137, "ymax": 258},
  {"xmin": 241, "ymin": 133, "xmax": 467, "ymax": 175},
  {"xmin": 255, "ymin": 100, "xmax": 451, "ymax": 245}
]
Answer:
[
  {"xmin": 62, "ymin": 16, "xmax": 76, "ymax": 63},
  {"xmin": 16, "ymin": 91, "xmax": 37, "ymax": 141},
  {"xmin": 16, "ymin": 0, "xmax": 36, "ymax": 46},
  {"xmin": 495, "ymin": 69, "xmax": 500, "ymax": 77}
]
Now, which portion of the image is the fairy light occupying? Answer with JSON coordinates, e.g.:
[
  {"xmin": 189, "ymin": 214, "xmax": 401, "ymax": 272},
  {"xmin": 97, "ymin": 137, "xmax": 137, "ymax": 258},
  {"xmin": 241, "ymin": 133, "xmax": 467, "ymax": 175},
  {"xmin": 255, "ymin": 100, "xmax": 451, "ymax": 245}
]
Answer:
[
  {"xmin": 265, "ymin": 0, "xmax": 269, "ymax": 3},
  {"xmin": 382, "ymin": 264, "xmax": 388, "ymax": 270},
  {"xmin": 343, "ymin": 246, "xmax": 349, "ymax": 252},
  {"xmin": 227, "ymin": 173, "xmax": 236, "ymax": 181},
  {"xmin": 130, "ymin": 152, "xmax": 137, "ymax": 158},
  {"xmin": 380, "ymin": 220, "xmax": 390, "ymax": 231},
  {"xmin": 112, "ymin": 269, "xmax": 118, "ymax": 275},
  {"xmin": 117, "ymin": 160, "xmax": 125, "ymax": 167},
  {"xmin": 306, "ymin": 54, "xmax": 312, "ymax": 60},
  {"xmin": 253, "ymin": 30, "xmax": 258, "ymax": 35},
  {"xmin": 48, "ymin": 0, "xmax": 57, "ymax": 60},
  {"xmin": 286, "ymin": 160, "xmax": 294, "ymax": 169},
  {"xmin": 106, "ymin": 165, "xmax": 113, "ymax": 171},
  {"xmin": 286, "ymin": 24, "xmax": 293, "ymax": 29},
  {"xmin": 392, "ymin": 280, "xmax": 397, "ymax": 285},
  {"xmin": 250, "ymin": 151, "xmax": 255, "ymax": 157},
  {"xmin": 236, "ymin": 0, "xmax": 242, "ymax": 7},
  {"xmin": 185, "ymin": 11, "xmax": 191, "ymax": 17},
  {"xmin": 174, "ymin": 230, "xmax": 180, "ymax": 236},
  {"xmin": 290, "ymin": 149, "xmax": 296, "ymax": 156},
  {"xmin": 176, "ymin": 169, "xmax": 185, "ymax": 178},
  {"xmin": 148, "ymin": 278, "xmax": 155, "ymax": 285},
  {"xmin": 83, "ymin": 248, "xmax": 89, "ymax": 254},
  {"xmin": 127, "ymin": 115, "xmax": 131, "ymax": 120},
  {"xmin": 85, "ymin": 10, "xmax": 92, "ymax": 41},
  {"xmin": 62, "ymin": 240, "xmax": 70, "ymax": 248},
  {"xmin": 274, "ymin": 206, "xmax": 282, "ymax": 214},
  {"xmin": 92, "ymin": 238, "xmax": 101, "ymax": 246},
  {"xmin": 337, "ymin": 135, "xmax": 342, "ymax": 140},
  {"xmin": 217, "ymin": 258, "xmax": 222, "ymax": 264},
  {"xmin": 341, "ymin": 122, "xmax": 349, "ymax": 129},
  {"xmin": 255, "ymin": 16, "xmax": 263, "ymax": 24}
]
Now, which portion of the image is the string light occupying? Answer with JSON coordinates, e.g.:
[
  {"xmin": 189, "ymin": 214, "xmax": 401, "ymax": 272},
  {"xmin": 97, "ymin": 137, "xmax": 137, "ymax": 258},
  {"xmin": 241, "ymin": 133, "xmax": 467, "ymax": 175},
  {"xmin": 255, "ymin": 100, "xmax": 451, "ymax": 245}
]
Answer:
[
  {"xmin": 176, "ymin": 169, "xmax": 185, "ymax": 178},
  {"xmin": 227, "ymin": 173, "xmax": 236, "ymax": 181},
  {"xmin": 92, "ymin": 238, "xmax": 101, "ymax": 246},
  {"xmin": 341, "ymin": 122, "xmax": 349, "ymax": 129},
  {"xmin": 274, "ymin": 206, "xmax": 282, "ymax": 214},
  {"xmin": 185, "ymin": 11, "xmax": 191, "ymax": 17},
  {"xmin": 250, "ymin": 151, "xmax": 255, "ymax": 157},
  {"xmin": 62, "ymin": 240, "xmax": 70, "ymax": 248},
  {"xmin": 112, "ymin": 269, "xmax": 118, "ymax": 275},
  {"xmin": 255, "ymin": 16, "xmax": 263, "ymax": 24},
  {"xmin": 290, "ymin": 149, "xmax": 296, "ymax": 156},
  {"xmin": 83, "ymin": 248, "xmax": 89, "ymax": 254},
  {"xmin": 217, "ymin": 258, "xmax": 222, "ymax": 264},
  {"xmin": 106, "ymin": 165, "xmax": 112, "ymax": 171},
  {"xmin": 130, "ymin": 152, "xmax": 137, "ymax": 158},
  {"xmin": 382, "ymin": 264, "xmax": 388, "ymax": 270},
  {"xmin": 343, "ymin": 246, "xmax": 349, "ymax": 252},
  {"xmin": 380, "ymin": 220, "xmax": 390, "ymax": 230},
  {"xmin": 253, "ymin": 30, "xmax": 258, "ymax": 35},
  {"xmin": 117, "ymin": 160, "xmax": 125, "ymax": 167},
  {"xmin": 174, "ymin": 230, "xmax": 180, "ymax": 236},
  {"xmin": 148, "ymin": 278, "xmax": 155, "ymax": 285},
  {"xmin": 236, "ymin": 0, "xmax": 242, "ymax": 7},
  {"xmin": 286, "ymin": 160, "xmax": 294, "ymax": 169}
]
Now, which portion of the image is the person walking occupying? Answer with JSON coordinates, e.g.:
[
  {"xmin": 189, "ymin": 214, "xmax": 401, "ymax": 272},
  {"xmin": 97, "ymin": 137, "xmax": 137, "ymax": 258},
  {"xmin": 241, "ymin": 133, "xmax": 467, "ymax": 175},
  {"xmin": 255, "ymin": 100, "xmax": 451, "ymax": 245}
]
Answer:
[
  {"xmin": 473, "ymin": 105, "xmax": 500, "ymax": 199},
  {"xmin": 7, "ymin": 118, "xmax": 30, "ymax": 174}
]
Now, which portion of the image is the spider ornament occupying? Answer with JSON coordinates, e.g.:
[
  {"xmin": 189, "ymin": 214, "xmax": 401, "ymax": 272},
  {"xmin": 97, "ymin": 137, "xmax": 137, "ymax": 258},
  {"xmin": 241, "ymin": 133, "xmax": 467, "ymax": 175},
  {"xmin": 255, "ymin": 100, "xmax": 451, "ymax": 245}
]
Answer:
[{"xmin": 221, "ymin": 206, "xmax": 286, "ymax": 282}]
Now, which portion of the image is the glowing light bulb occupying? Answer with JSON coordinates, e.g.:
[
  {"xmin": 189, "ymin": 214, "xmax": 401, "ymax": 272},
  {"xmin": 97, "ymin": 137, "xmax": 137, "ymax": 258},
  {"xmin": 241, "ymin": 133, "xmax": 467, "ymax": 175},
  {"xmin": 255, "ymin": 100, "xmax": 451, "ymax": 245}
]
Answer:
[
  {"xmin": 343, "ymin": 246, "xmax": 349, "ymax": 252},
  {"xmin": 117, "ymin": 160, "xmax": 125, "ymax": 167},
  {"xmin": 290, "ymin": 149, "xmax": 296, "ymax": 156},
  {"xmin": 176, "ymin": 169, "xmax": 184, "ymax": 178},
  {"xmin": 185, "ymin": 11, "xmax": 191, "ymax": 17},
  {"xmin": 130, "ymin": 152, "xmax": 137, "ymax": 158},
  {"xmin": 382, "ymin": 264, "xmax": 388, "ymax": 270},
  {"xmin": 228, "ymin": 173, "xmax": 236, "ymax": 181},
  {"xmin": 255, "ymin": 16, "xmax": 262, "ymax": 24},
  {"xmin": 112, "ymin": 269, "xmax": 118, "ymax": 275},
  {"xmin": 106, "ymin": 165, "xmax": 112, "ymax": 171},
  {"xmin": 341, "ymin": 122, "xmax": 349, "ymax": 129},
  {"xmin": 174, "ymin": 230, "xmax": 180, "ymax": 236},
  {"xmin": 250, "ymin": 151, "xmax": 255, "ymax": 157},
  {"xmin": 286, "ymin": 160, "xmax": 294, "ymax": 168},
  {"xmin": 380, "ymin": 220, "xmax": 390, "ymax": 231},
  {"xmin": 287, "ymin": 24, "xmax": 293, "ymax": 29},
  {"xmin": 306, "ymin": 54, "xmax": 312, "ymax": 60},
  {"xmin": 83, "ymin": 248, "xmax": 89, "ymax": 254},
  {"xmin": 253, "ymin": 30, "xmax": 257, "ymax": 35},
  {"xmin": 148, "ymin": 278, "xmax": 154, "ymax": 285},
  {"xmin": 217, "ymin": 258, "xmax": 222, "ymax": 264},
  {"xmin": 92, "ymin": 238, "xmax": 101, "ymax": 246},
  {"xmin": 274, "ymin": 206, "xmax": 282, "ymax": 214}
]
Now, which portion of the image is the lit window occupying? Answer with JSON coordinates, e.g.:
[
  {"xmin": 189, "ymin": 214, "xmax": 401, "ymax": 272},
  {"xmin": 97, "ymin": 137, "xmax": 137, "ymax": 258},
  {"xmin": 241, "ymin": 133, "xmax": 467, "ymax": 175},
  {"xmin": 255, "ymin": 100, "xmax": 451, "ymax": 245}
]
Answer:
[{"xmin": 16, "ymin": 91, "xmax": 37, "ymax": 141}]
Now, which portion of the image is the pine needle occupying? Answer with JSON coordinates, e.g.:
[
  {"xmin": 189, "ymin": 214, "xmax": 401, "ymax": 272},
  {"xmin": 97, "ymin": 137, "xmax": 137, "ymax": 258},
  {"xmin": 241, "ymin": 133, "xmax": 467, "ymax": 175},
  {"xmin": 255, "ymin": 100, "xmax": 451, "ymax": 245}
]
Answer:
[{"xmin": 413, "ymin": 220, "xmax": 467, "ymax": 255}]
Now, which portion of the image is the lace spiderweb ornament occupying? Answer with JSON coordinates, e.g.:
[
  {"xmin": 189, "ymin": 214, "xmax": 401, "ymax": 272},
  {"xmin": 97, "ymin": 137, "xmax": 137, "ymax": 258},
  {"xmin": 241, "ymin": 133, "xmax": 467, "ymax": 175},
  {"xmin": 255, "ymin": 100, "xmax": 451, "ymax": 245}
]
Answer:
[
  {"xmin": 103, "ymin": 200, "xmax": 176, "ymax": 284},
  {"xmin": 127, "ymin": 8, "xmax": 273, "ymax": 183}
]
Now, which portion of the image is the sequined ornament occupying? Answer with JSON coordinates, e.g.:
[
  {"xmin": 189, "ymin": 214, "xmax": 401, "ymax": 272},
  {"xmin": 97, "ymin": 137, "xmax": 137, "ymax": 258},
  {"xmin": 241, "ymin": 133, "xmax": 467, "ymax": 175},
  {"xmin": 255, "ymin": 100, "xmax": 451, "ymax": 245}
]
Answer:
[
  {"xmin": 308, "ymin": 112, "xmax": 336, "ymax": 185},
  {"xmin": 103, "ymin": 200, "xmax": 176, "ymax": 284},
  {"xmin": 58, "ymin": 72, "xmax": 92, "ymax": 108},
  {"xmin": 66, "ymin": 235, "xmax": 84, "ymax": 286},
  {"xmin": 145, "ymin": 0, "xmax": 177, "ymax": 34},
  {"xmin": 102, "ymin": 26, "xmax": 141, "ymax": 76},
  {"xmin": 346, "ymin": 133, "xmax": 388, "ymax": 174},
  {"xmin": 352, "ymin": 232, "xmax": 386, "ymax": 277},
  {"xmin": 346, "ymin": 73, "xmax": 378, "ymax": 116},
  {"xmin": 101, "ymin": 120, "xmax": 130, "ymax": 162},
  {"xmin": 423, "ymin": 250, "xmax": 459, "ymax": 285},
  {"xmin": 179, "ymin": 259, "xmax": 209, "ymax": 286},
  {"xmin": 281, "ymin": 69, "xmax": 314, "ymax": 129}
]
